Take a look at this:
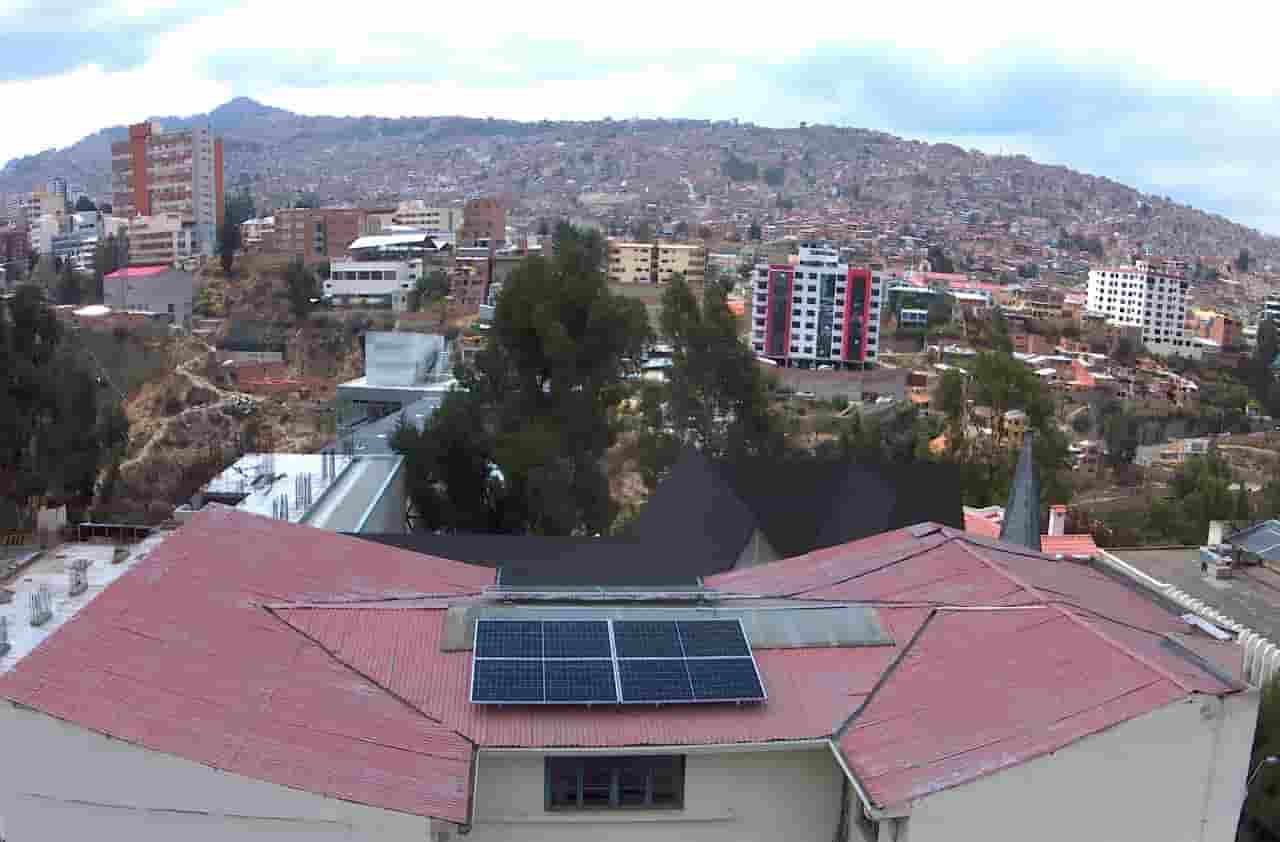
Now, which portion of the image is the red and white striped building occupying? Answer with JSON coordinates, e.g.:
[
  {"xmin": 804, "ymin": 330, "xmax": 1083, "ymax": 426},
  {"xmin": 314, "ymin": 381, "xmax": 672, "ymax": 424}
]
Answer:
[{"xmin": 750, "ymin": 241, "xmax": 886, "ymax": 369}]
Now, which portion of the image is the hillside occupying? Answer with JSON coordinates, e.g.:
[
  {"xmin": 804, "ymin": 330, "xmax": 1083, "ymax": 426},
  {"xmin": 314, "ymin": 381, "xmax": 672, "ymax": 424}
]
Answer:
[{"xmin": 3, "ymin": 97, "xmax": 1276, "ymax": 264}]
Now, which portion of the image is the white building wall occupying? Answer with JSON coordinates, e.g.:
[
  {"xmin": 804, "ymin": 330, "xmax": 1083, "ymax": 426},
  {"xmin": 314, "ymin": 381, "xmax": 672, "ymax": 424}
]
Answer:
[
  {"xmin": 1087, "ymin": 266, "xmax": 1197, "ymax": 359},
  {"xmin": 904, "ymin": 692, "xmax": 1258, "ymax": 842},
  {"xmin": 468, "ymin": 746, "xmax": 844, "ymax": 842},
  {"xmin": 0, "ymin": 703, "xmax": 433, "ymax": 841}
]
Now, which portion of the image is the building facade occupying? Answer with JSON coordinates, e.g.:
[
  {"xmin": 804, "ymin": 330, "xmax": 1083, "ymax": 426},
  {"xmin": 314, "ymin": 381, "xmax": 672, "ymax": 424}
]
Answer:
[
  {"xmin": 324, "ymin": 258, "xmax": 417, "ymax": 309},
  {"xmin": 271, "ymin": 208, "xmax": 366, "ymax": 265},
  {"xmin": 751, "ymin": 241, "xmax": 885, "ymax": 368},
  {"xmin": 392, "ymin": 201, "xmax": 460, "ymax": 232},
  {"xmin": 1086, "ymin": 261, "xmax": 1195, "ymax": 358},
  {"xmin": 126, "ymin": 214, "xmax": 196, "ymax": 267},
  {"xmin": 460, "ymin": 198, "xmax": 505, "ymax": 244},
  {"xmin": 607, "ymin": 240, "xmax": 708, "ymax": 284},
  {"xmin": 102, "ymin": 266, "xmax": 194, "ymax": 326},
  {"xmin": 110, "ymin": 122, "xmax": 223, "ymax": 256}
]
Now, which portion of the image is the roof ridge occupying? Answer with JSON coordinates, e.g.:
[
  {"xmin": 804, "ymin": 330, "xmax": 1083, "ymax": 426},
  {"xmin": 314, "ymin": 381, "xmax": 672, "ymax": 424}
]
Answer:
[
  {"xmin": 833, "ymin": 608, "xmax": 939, "ymax": 742},
  {"xmin": 953, "ymin": 538, "xmax": 1195, "ymax": 693},
  {"xmin": 267, "ymin": 606, "xmax": 477, "ymax": 747},
  {"xmin": 776, "ymin": 533, "xmax": 959, "ymax": 598}
]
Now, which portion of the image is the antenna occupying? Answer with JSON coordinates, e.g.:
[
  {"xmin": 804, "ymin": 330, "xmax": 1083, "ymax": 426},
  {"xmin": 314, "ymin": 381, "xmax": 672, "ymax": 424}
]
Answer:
[{"xmin": 30, "ymin": 585, "xmax": 52, "ymax": 627}]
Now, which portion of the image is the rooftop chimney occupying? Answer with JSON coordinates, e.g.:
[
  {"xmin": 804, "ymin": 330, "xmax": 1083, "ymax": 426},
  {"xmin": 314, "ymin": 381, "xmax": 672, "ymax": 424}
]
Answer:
[{"xmin": 1048, "ymin": 505, "xmax": 1067, "ymax": 537}]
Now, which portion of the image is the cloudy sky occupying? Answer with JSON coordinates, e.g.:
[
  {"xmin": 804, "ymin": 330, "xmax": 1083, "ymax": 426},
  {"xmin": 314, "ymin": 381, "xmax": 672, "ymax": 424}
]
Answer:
[{"xmin": 4, "ymin": 0, "xmax": 1279, "ymax": 234}]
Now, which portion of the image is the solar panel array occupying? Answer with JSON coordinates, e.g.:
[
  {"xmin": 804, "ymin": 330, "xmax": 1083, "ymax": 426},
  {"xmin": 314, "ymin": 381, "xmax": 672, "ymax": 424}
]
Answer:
[{"xmin": 470, "ymin": 619, "xmax": 767, "ymax": 705}]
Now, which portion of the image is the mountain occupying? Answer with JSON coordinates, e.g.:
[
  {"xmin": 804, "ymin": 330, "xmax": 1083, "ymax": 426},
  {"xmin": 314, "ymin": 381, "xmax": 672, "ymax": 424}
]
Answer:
[{"xmin": 3, "ymin": 98, "xmax": 1275, "ymax": 265}]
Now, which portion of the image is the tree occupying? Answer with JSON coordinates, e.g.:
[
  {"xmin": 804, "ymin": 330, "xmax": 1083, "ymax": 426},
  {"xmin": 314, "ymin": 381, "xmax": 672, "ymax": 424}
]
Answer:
[
  {"xmin": 1243, "ymin": 678, "xmax": 1280, "ymax": 839},
  {"xmin": 1113, "ymin": 334, "xmax": 1139, "ymax": 366},
  {"xmin": 55, "ymin": 261, "xmax": 82, "ymax": 306},
  {"xmin": 927, "ymin": 293, "xmax": 954, "ymax": 327},
  {"xmin": 218, "ymin": 218, "xmax": 241, "ymax": 274},
  {"xmin": 633, "ymin": 220, "xmax": 654, "ymax": 243},
  {"xmin": 0, "ymin": 286, "xmax": 127, "ymax": 526},
  {"xmin": 935, "ymin": 369, "xmax": 967, "ymax": 453},
  {"xmin": 927, "ymin": 245, "xmax": 955, "ymax": 274},
  {"xmin": 218, "ymin": 189, "xmax": 255, "ymax": 274},
  {"xmin": 92, "ymin": 233, "xmax": 126, "ymax": 303},
  {"xmin": 294, "ymin": 193, "xmax": 320, "ymax": 209},
  {"xmin": 748, "ymin": 220, "xmax": 762, "ymax": 241},
  {"xmin": 73, "ymin": 196, "xmax": 96, "ymax": 212},
  {"xmin": 697, "ymin": 225, "xmax": 713, "ymax": 241},
  {"xmin": 646, "ymin": 275, "xmax": 784, "ymax": 463},
  {"xmin": 1239, "ymin": 248, "xmax": 1252, "ymax": 273},
  {"xmin": 764, "ymin": 165, "xmax": 785, "ymax": 187},
  {"xmin": 282, "ymin": 258, "xmax": 318, "ymax": 321},
  {"xmin": 412, "ymin": 269, "xmax": 450, "ymax": 311},
  {"xmin": 990, "ymin": 308, "xmax": 1013, "ymax": 354},
  {"xmin": 396, "ymin": 223, "xmax": 650, "ymax": 535}
]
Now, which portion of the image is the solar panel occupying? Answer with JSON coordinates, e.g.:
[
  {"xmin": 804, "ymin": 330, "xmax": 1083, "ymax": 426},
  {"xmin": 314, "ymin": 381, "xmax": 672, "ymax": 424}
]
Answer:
[
  {"xmin": 677, "ymin": 620, "xmax": 750, "ymax": 657},
  {"xmin": 546, "ymin": 660, "xmax": 618, "ymax": 703},
  {"xmin": 472, "ymin": 659, "xmax": 543, "ymax": 703},
  {"xmin": 475, "ymin": 620, "xmax": 542, "ymax": 658},
  {"xmin": 687, "ymin": 657, "xmax": 766, "ymax": 701},
  {"xmin": 618, "ymin": 659, "xmax": 694, "ymax": 702},
  {"xmin": 613, "ymin": 621, "xmax": 683, "ymax": 658},
  {"xmin": 543, "ymin": 620, "xmax": 612, "ymax": 659},
  {"xmin": 471, "ymin": 618, "xmax": 766, "ymax": 705}
]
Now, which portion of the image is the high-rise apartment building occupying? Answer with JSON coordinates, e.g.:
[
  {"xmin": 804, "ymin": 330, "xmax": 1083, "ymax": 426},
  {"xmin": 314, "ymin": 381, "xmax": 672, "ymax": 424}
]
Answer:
[
  {"xmin": 111, "ymin": 122, "xmax": 223, "ymax": 257},
  {"xmin": 270, "ymin": 208, "xmax": 366, "ymax": 265},
  {"xmin": 459, "ymin": 198, "xmax": 505, "ymax": 244},
  {"xmin": 1086, "ymin": 260, "xmax": 1195, "ymax": 358},
  {"xmin": 750, "ymin": 241, "xmax": 885, "ymax": 369}
]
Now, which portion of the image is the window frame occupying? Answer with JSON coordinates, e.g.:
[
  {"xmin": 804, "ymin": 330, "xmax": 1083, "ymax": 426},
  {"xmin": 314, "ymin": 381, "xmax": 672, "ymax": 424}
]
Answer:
[{"xmin": 545, "ymin": 755, "xmax": 686, "ymax": 812}]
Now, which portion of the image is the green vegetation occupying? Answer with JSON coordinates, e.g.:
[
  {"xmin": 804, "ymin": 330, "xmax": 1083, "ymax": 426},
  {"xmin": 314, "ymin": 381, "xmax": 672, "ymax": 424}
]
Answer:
[
  {"xmin": 926, "ymin": 245, "xmax": 954, "ymax": 274},
  {"xmin": 393, "ymin": 224, "xmax": 649, "ymax": 535},
  {"xmin": 282, "ymin": 257, "xmax": 318, "ymax": 322},
  {"xmin": 764, "ymin": 165, "xmax": 785, "ymax": 187},
  {"xmin": 634, "ymin": 275, "xmax": 784, "ymax": 488},
  {"xmin": 1243, "ymin": 679, "xmax": 1280, "ymax": 840},
  {"xmin": 1092, "ymin": 452, "xmax": 1247, "ymax": 546},
  {"xmin": 0, "ymin": 286, "xmax": 129, "ymax": 528},
  {"xmin": 411, "ymin": 269, "xmax": 450, "ymax": 311}
]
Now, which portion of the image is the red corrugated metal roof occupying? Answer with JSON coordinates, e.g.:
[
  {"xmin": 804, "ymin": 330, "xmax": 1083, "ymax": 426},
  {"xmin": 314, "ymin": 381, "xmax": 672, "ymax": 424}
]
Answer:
[
  {"xmin": 0, "ymin": 513, "xmax": 1243, "ymax": 821},
  {"xmin": 104, "ymin": 265, "xmax": 170, "ymax": 279},
  {"xmin": 0, "ymin": 507, "xmax": 492, "ymax": 823}
]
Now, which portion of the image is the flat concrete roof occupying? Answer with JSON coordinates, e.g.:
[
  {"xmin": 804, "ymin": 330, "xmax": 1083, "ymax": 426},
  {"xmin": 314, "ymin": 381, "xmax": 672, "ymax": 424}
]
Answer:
[{"xmin": 1110, "ymin": 546, "xmax": 1280, "ymax": 642}]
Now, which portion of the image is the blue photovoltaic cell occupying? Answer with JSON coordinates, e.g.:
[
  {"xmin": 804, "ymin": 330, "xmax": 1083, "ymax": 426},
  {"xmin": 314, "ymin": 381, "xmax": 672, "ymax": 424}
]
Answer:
[
  {"xmin": 613, "ymin": 621, "xmax": 683, "ymax": 659},
  {"xmin": 687, "ymin": 657, "xmax": 765, "ymax": 701},
  {"xmin": 545, "ymin": 660, "xmax": 618, "ymax": 703},
  {"xmin": 677, "ymin": 620, "xmax": 750, "ymax": 657},
  {"xmin": 472, "ymin": 659, "xmax": 544, "ymax": 702},
  {"xmin": 618, "ymin": 659, "xmax": 693, "ymax": 702},
  {"xmin": 475, "ymin": 620, "xmax": 543, "ymax": 659},
  {"xmin": 543, "ymin": 621, "xmax": 612, "ymax": 659}
]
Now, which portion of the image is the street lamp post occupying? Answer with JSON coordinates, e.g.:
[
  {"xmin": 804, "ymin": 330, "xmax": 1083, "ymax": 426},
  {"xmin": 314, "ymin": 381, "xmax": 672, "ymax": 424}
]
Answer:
[{"xmin": 1248, "ymin": 755, "xmax": 1278, "ymax": 788}]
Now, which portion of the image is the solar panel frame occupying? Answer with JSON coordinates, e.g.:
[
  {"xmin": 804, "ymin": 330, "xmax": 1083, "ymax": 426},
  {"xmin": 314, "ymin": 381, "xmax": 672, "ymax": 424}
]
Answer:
[
  {"xmin": 470, "ymin": 617, "xmax": 766, "ymax": 705},
  {"xmin": 471, "ymin": 619, "xmax": 620, "ymax": 705}
]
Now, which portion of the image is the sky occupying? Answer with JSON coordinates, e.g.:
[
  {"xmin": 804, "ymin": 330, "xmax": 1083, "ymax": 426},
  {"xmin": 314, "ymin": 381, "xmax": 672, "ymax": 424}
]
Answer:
[{"xmin": 3, "ymin": 0, "xmax": 1280, "ymax": 235}]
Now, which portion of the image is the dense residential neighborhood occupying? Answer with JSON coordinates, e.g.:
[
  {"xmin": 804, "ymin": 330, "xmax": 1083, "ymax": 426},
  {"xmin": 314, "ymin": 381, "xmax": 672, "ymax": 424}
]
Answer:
[{"xmin": 3, "ymin": 95, "xmax": 1280, "ymax": 842}]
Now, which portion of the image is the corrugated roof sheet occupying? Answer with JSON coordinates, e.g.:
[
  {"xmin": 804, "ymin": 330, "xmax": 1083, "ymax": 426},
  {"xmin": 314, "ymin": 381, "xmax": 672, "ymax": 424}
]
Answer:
[
  {"xmin": 0, "ymin": 507, "xmax": 493, "ymax": 823},
  {"xmin": 0, "ymin": 513, "xmax": 1245, "ymax": 821}
]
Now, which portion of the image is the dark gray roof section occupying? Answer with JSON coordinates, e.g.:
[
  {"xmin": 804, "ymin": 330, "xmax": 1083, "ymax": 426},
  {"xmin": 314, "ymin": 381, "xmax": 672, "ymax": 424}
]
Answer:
[
  {"xmin": 1000, "ymin": 434, "xmax": 1042, "ymax": 552},
  {"xmin": 1227, "ymin": 520, "xmax": 1280, "ymax": 562},
  {"xmin": 440, "ymin": 603, "xmax": 894, "ymax": 651},
  {"xmin": 359, "ymin": 449, "xmax": 963, "ymax": 589},
  {"xmin": 1111, "ymin": 546, "xmax": 1280, "ymax": 643}
]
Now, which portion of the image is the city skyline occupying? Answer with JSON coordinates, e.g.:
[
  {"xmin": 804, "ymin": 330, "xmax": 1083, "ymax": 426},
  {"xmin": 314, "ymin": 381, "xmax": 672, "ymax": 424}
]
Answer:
[{"xmin": 3, "ymin": 0, "xmax": 1279, "ymax": 234}]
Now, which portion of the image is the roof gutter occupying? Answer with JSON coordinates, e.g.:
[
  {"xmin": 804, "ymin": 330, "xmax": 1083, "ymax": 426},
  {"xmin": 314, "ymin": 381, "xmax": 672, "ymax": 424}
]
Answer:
[
  {"xmin": 480, "ymin": 738, "xmax": 830, "ymax": 757},
  {"xmin": 827, "ymin": 739, "xmax": 911, "ymax": 820}
]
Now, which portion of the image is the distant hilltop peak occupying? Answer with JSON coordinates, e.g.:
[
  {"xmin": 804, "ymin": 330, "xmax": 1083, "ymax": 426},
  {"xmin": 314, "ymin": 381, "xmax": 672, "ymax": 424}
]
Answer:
[{"xmin": 209, "ymin": 97, "xmax": 292, "ymax": 121}]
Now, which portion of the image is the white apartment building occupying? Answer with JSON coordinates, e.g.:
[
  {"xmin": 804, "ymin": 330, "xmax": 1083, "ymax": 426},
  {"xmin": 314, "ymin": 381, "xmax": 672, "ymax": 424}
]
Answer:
[
  {"xmin": 1086, "ymin": 261, "xmax": 1196, "ymax": 358},
  {"xmin": 1263, "ymin": 294, "xmax": 1280, "ymax": 325},
  {"xmin": 324, "ymin": 258, "xmax": 419, "ymax": 310},
  {"xmin": 750, "ymin": 241, "xmax": 886, "ymax": 368},
  {"xmin": 392, "ymin": 201, "xmax": 460, "ymax": 232}
]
